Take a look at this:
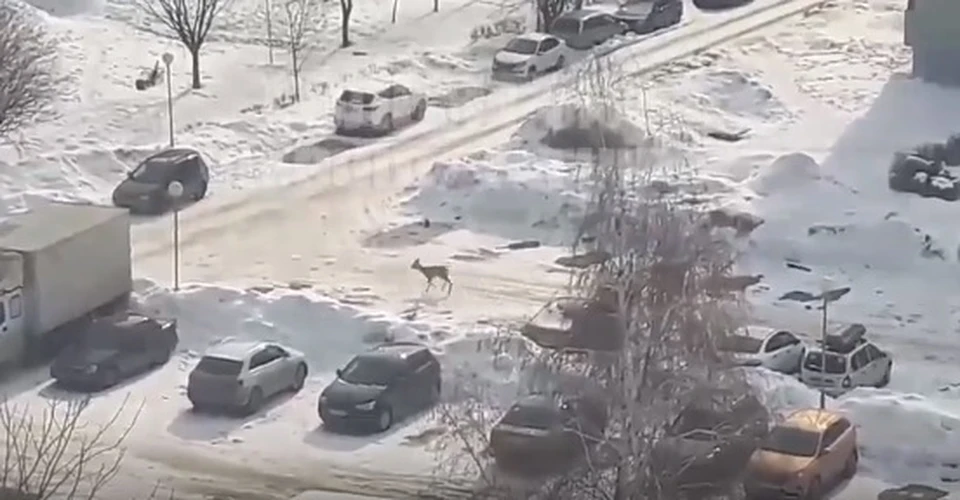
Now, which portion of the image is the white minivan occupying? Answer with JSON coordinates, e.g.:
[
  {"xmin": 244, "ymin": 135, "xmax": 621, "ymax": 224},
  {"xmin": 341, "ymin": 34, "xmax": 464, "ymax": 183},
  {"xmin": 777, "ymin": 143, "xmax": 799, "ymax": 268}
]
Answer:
[{"xmin": 799, "ymin": 324, "xmax": 893, "ymax": 396}]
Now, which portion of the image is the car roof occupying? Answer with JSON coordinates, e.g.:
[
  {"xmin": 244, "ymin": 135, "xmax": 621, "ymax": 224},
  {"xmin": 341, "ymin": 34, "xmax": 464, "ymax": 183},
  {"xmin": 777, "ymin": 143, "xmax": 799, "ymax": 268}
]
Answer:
[
  {"xmin": 514, "ymin": 393, "xmax": 562, "ymax": 409},
  {"xmin": 782, "ymin": 409, "xmax": 844, "ymax": 432},
  {"xmin": 101, "ymin": 312, "xmax": 154, "ymax": 329},
  {"xmin": 739, "ymin": 325, "xmax": 779, "ymax": 340},
  {"xmin": 203, "ymin": 340, "xmax": 270, "ymax": 361},
  {"xmin": 514, "ymin": 32, "xmax": 554, "ymax": 42},
  {"xmin": 343, "ymin": 82, "xmax": 404, "ymax": 94},
  {"xmin": 146, "ymin": 147, "xmax": 200, "ymax": 164},
  {"xmin": 363, "ymin": 341, "xmax": 427, "ymax": 359},
  {"xmin": 557, "ymin": 8, "xmax": 605, "ymax": 20}
]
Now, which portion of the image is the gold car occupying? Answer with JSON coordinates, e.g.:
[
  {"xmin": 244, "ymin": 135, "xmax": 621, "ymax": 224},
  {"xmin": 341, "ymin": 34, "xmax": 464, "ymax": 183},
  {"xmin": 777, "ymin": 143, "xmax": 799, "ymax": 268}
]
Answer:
[{"xmin": 744, "ymin": 408, "xmax": 858, "ymax": 499}]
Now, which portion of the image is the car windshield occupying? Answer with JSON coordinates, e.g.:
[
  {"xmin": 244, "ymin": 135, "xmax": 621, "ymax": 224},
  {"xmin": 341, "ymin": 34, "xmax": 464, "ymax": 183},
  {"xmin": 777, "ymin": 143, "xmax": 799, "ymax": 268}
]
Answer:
[
  {"xmin": 131, "ymin": 156, "xmax": 178, "ymax": 184},
  {"xmin": 503, "ymin": 38, "xmax": 539, "ymax": 55},
  {"xmin": 339, "ymin": 90, "xmax": 375, "ymax": 105},
  {"xmin": 551, "ymin": 18, "xmax": 580, "ymax": 34},
  {"xmin": 196, "ymin": 356, "xmax": 243, "ymax": 376},
  {"xmin": 803, "ymin": 351, "xmax": 846, "ymax": 374},
  {"xmin": 501, "ymin": 403, "xmax": 561, "ymax": 430},
  {"xmin": 339, "ymin": 355, "xmax": 401, "ymax": 386},
  {"xmin": 761, "ymin": 426, "xmax": 821, "ymax": 457}
]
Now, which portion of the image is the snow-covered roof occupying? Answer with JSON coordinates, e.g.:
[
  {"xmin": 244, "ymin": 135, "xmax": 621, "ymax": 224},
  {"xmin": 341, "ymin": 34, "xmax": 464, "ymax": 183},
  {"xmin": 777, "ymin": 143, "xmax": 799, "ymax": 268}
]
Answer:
[
  {"xmin": 203, "ymin": 340, "xmax": 269, "ymax": 360},
  {"xmin": 0, "ymin": 201, "xmax": 127, "ymax": 253},
  {"xmin": 514, "ymin": 32, "xmax": 555, "ymax": 42}
]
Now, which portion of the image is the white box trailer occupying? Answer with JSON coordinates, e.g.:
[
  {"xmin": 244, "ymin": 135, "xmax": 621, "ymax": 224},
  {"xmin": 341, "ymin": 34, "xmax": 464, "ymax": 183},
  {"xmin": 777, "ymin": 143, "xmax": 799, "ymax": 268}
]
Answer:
[{"xmin": 0, "ymin": 202, "xmax": 132, "ymax": 367}]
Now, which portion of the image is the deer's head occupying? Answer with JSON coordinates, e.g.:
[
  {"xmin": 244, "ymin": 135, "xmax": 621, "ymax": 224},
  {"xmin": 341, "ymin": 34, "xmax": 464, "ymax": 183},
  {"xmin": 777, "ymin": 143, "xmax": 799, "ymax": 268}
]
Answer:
[{"xmin": 411, "ymin": 258, "xmax": 421, "ymax": 269}]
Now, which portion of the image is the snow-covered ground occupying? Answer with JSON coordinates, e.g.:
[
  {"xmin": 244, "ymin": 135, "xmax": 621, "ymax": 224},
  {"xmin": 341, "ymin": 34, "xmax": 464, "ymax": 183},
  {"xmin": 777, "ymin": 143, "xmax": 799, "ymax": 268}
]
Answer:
[{"xmin": 5, "ymin": 0, "xmax": 960, "ymax": 497}]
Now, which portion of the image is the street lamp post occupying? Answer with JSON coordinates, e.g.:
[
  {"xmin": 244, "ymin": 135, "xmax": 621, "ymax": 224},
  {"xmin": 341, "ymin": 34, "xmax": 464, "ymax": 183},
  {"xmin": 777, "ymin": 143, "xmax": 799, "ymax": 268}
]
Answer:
[
  {"xmin": 167, "ymin": 181, "xmax": 184, "ymax": 291},
  {"xmin": 817, "ymin": 277, "xmax": 834, "ymax": 410},
  {"xmin": 779, "ymin": 278, "xmax": 851, "ymax": 410},
  {"xmin": 162, "ymin": 52, "xmax": 175, "ymax": 147}
]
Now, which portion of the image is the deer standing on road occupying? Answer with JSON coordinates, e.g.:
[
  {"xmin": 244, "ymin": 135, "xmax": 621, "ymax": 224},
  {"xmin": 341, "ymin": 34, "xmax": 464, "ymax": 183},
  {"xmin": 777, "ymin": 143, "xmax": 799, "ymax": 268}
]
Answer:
[{"xmin": 411, "ymin": 258, "xmax": 453, "ymax": 294}]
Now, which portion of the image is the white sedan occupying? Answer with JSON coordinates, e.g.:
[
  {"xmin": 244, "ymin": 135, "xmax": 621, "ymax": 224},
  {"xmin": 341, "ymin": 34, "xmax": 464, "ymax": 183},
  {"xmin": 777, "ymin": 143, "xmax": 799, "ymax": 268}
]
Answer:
[
  {"xmin": 492, "ymin": 33, "xmax": 568, "ymax": 81},
  {"xmin": 720, "ymin": 327, "xmax": 805, "ymax": 374},
  {"xmin": 334, "ymin": 83, "xmax": 428, "ymax": 136}
]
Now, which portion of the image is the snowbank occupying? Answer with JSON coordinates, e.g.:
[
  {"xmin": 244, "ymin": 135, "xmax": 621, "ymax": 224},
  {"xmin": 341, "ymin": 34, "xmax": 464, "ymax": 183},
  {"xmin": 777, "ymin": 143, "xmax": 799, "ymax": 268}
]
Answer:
[
  {"xmin": 404, "ymin": 150, "xmax": 589, "ymax": 246},
  {"xmin": 839, "ymin": 390, "xmax": 960, "ymax": 484},
  {"xmin": 513, "ymin": 103, "xmax": 648, "ymax": 159},
  {"xmin": 132, "ymin": 279, "xmax": 435, "ymax": 372},
  {"xmin": 745, "ymin": 152, "xmax": 822, "ymax": 196},
  {"xmin": 22, "ymin": 0, "xmax": 103, "ymax": 16}
]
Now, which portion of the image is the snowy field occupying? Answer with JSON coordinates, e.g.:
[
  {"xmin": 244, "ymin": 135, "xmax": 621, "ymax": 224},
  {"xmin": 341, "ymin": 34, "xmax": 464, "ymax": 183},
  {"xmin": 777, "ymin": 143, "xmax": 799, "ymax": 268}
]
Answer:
[{"xmin": 4, "ymin": 0, "xmax": 960, "ymax": 497}]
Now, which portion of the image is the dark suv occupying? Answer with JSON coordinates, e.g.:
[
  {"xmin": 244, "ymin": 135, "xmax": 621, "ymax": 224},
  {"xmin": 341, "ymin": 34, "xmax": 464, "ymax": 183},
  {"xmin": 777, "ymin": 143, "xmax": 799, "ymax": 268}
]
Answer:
[
  {"xmin": 318, "ymin": 342, "xmax": 441, "ymax": 433},
  {"xmin": 112, "ymin": 148, "xmax": 210, "ymax": 214}
]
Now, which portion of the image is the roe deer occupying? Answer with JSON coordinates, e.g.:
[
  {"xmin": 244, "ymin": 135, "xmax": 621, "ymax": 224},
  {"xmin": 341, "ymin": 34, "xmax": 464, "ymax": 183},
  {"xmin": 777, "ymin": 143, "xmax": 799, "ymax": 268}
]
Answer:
[{"xmin": 411, "ymin": 258, "xmax": 452, "ymax": 293}]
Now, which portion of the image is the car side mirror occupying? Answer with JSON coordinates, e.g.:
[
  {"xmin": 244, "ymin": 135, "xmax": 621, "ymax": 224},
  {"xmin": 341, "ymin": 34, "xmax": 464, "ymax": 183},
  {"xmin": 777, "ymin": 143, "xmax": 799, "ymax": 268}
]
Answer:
[
  {"xmin": 126, "ymin": 171, "xmax": 134, "ymax": 179},
  {"xmin": 335, "ymin": 368, "xmax": 343, "ymax": 378}
]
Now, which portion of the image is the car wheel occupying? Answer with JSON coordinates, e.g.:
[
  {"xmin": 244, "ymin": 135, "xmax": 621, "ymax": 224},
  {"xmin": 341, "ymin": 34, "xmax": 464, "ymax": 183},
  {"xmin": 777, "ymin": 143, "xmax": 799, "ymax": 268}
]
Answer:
[
  {"xmin": 842, "ymin": 449, "xmax": 858, "ymax": 479},
  {"xmin": 100, "ymin": 367, "xmax": 119, "ymax": 389},
  {"xmin": 244, "ymin": 386, "xmax": 264, "ymax": 416},
  {"xmin": 153, "ymin": 348, "xmax": 172, "ymax": 367},
  {"xmin": 428, "ymin": 379, "xmax": 441, "ymax": 405},
  {"xmin": 526, "ymin": 65, "xmax": 537, "ymax": 81},
  {"xmin": 804, "ymin": 478, "xmax": 822, "ymax": 500},
  {"xmin": 376, "ymin": 406, "xmax": 393, "ymax": 432},
  {"xmin": 379, "ymin": 114, "xmax": 394, "ymax": 135},
  {"xmin": 555, "ymin": 55, "xmax": 565, "ymax": 70},
  {"xmin": 291, "ymin": 363, "xmax": 308, "ymax": 392},
  {"xmin": 411, "ymin": 100, "xmax": 426, "ymax": 122},
  {"xmin": 193, "ymin": 180, "xmax": 207, "ymax": 201},
  {"xmin": 877, "ymin": 364, "xmax": 892, "ymax": 387}
]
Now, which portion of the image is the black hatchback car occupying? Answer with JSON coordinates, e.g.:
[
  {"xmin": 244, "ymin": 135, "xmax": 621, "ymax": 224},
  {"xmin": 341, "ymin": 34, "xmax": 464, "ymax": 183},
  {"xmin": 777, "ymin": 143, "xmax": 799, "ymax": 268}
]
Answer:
[
  {"xmin": 112, "ymin": 148, "xmax": 210, "ymax": 214},
  {"xmin": 51, "ymin": 313, "xmax": 179, "ymax": 391},
  {"xmin": 318, "ymin": 341, "xmax": 441, "ymax": 433}
]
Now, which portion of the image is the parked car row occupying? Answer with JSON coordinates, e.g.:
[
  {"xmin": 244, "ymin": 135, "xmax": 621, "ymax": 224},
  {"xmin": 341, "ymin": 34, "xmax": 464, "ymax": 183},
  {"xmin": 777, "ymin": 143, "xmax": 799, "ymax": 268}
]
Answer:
[{"xmin": 720, "ymin": 323, "xmax": 894, "ymax": 396}]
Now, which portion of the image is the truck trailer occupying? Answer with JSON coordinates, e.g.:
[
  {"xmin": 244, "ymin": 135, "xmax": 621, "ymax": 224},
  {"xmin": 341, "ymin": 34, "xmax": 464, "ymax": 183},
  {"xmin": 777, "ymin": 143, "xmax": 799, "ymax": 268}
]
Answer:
[{"xmin": 0, "ymin": 202, "xmax": 133, "ymax": 368}]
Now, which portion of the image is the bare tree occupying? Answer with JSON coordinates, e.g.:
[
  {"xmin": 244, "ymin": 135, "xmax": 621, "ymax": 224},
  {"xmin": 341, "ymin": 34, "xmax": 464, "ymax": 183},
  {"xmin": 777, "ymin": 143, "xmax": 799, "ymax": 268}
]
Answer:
[
  {"xmin": 0, "ymin": 2, "xmax": 59, "ymax": 139},
  {"xmin": 282, "ymin": 0, "xmax": 321, "ymax": 102},
  {"xmin": 338, "ymin": 0, "xmax": 352, "ymax": 47},
  {"xmin": 0, "ymin": 396, "xmax": 143, "ymax": 499},
  {"xmin": 428, "ymin": 60, "xmax": 764, "ymax": 500},
  {"xmin": 535, "ymin": 0, "xmax": 571, "ymax": 31},
  {"xmin": 137, "ymin": 0, "xmax": 231, "ymax": 89}
]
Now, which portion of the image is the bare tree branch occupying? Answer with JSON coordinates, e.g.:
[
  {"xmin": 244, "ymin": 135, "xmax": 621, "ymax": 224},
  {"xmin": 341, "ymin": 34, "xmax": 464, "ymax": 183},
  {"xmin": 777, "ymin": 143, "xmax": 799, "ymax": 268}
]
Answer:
[
  {"xmin": 0, "ymin": 395, "xmax": 143, "ymax": 499},
  {"xmin": 282, "ymin": 0, "xmax": 324, "ymax": 102},
  {"xmin": 0, "ymin": 1, "xmax": 60, "ymax": 140},
  {"xmin": 135, "ymin": 0, "xmax": 232, "ymax": 89}
]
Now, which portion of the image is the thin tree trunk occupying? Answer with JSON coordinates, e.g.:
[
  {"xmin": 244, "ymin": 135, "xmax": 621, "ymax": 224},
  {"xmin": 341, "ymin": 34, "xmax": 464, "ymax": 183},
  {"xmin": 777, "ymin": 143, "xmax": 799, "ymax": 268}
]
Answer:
[
  {"xmin": 433, "ymin": 0, "xmax": 438, "ymax": 12},
  {"xmin": 340, "ymin": 3, "xmax": 352, "ymax": 47},
  {"xmin": 391, "ymin": 0, "xmax": 399, "ymax": 23},
  {"xmin": 291, "ymin": 48, "xmax": 300, "ymax": 102},
  {"xmin": 189, "ymin": 48, "xmax": 201, "ymax": 89}
]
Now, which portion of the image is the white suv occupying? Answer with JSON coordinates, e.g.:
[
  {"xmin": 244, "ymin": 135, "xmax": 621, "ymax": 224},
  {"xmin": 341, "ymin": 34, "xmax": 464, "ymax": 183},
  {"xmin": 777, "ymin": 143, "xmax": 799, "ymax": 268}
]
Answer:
[
  {"xmin": 799, "ymin": 324, "xmax": 893, "ymax": 396},
  {"xmin": 334, "ymin": 84, "xmax": 427, "ymax": 136}
]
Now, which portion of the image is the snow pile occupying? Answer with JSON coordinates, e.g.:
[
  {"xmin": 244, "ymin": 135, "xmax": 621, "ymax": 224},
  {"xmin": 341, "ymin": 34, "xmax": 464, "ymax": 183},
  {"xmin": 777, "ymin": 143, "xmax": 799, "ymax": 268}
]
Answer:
[
  {"xmin": 690, "ymin": 69, "xmax": 783, "ymax": 121},
  {"xmin": 22, "ymin": 0, "xmax": 103, "ymax": 16},
  {"xmin": 131, "ymin": 279, "xmax": 434, "ymax": 373},
  {"xmin": 405, "ymin": 150, "xmax": 589, "ymax": 245},
  {"xmin": 744, "ymin": 152, "xmax": 822, "ymax": 196},
  {"xmin": 514, "ymin": 103, "xmax": 647, "ymax": 152},
  {"xmin": 839, "ymin": 390, "xmax": 960, "ymax": 484}
]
